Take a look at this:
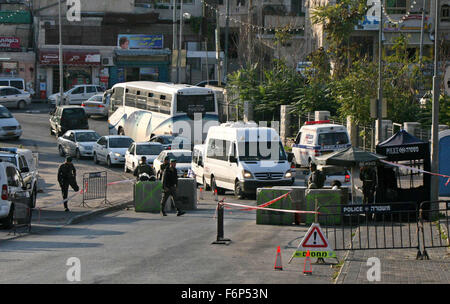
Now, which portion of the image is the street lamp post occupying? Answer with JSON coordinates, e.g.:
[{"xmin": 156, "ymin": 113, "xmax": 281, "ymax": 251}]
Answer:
[
  {"xmin": 376, "ymin": 1, "xmax": 383, "ymax": 145},
  {"xmin": 430, "ymin": 0, "xmax": 440, "ymax": 202},
  {"xmin": 178, "ymin": 0, "xmax": 183, "ymax": 83},
  {"xmin": 58, "ymin": 0, "xmax": 64, "ymax": 106}
]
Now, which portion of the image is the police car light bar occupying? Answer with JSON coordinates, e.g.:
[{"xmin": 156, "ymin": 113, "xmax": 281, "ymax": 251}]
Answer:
[{"xmin": 305, "ymin": 120, "xmax": 330, "ymax": 125}]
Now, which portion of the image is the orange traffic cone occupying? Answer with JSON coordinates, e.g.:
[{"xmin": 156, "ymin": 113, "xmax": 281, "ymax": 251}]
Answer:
[
  {"xmin": 274, "ymin": 246, "xmax": 283, "ymax": 271},
  {"xmin": 303, "ymin": 250, "xmax": 312, "ymax": 275}
]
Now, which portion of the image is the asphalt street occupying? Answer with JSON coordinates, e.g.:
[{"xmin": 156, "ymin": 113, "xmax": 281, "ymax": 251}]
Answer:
[{"xmin": 0, "ymin": 103, "xmax": 335, "ymax": 284}]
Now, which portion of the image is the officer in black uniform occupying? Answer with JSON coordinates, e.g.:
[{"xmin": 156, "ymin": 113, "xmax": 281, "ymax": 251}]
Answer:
[
  {"xmin": 133, "ymin": 156, "xmax": 155, "ymax": 180},
  {"xmin": 160, "ymin": 159, "xmax": 185, "ymax": 217},
  {"xmin": 360, "ymin": 165, "xmax": 377, "ymax": 204},
  {"xmin": 158, "ymin": 156, "xmax": 170, "ymax": 180},
  {"xmin": 57, "ymin": 156, "xmax": 79, "ymax": 212}
]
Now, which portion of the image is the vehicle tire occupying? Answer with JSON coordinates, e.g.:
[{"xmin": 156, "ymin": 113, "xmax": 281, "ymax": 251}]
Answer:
[
  {"xmin": 234, "ymin": 180, "xmax": 245, "ymax": 199},
  {"xmin": 203, "ymin": 177, "xmax": 211, "ymax": 191},
  {"xmin": 93, "ymin": 153, "xmax": 99, "ymax": 164},
  {"xmin": 107, "ymin": 156, "xmax": 112, "ymax": 168},
  {"xmin": 1, "ymin": 204, "xmax": 14, "ymax": 229},
  {"xmin": 31, "ymin": 188, "xmax": 37, "ymax": 209},
  {"xmin": 58, "ymin": 145, "xmax": 65, "ymax": 157},
  {"xmin": 17, "ymin": 100, "xmax": 26, "ymax": 110},
  {"xmin": 75, "ymin": 149, "xmax": 81, "ymax": 160}
]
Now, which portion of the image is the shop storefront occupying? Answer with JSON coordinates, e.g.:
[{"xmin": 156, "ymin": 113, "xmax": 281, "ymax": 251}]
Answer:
[{"xmin": 38, "ymin": 50, "xmax": 101, "ymax": 97}]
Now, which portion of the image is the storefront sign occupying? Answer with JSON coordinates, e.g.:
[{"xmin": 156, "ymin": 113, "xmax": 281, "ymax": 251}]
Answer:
[
  {"xmin": 40, "ymin": 51, "xmax": 101, "ymax": 65},
  {"xmin": 0, "ymin": 36, "xmax": 20, "ymax": 51},
  {"xmin": 385, "ymin": 146, "xmax": 420, "ymax": 155},
  {"xmin": 117, "ymin": 34, "xmax": 163, "ymax": 49},
  {"xmin": 384, "ymin": 15, "xmax": 433, "ymax": 32}
]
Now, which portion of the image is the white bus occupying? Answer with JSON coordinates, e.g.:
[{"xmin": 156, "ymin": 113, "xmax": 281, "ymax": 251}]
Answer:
[{"xmin": 107, "ymin": 81, "xmax": 219, "ymax": 145}]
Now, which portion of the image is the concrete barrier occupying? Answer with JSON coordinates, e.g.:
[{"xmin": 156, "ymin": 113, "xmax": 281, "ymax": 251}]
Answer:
[
  {"xmin": 134, "ymin": 181, "xmax": 163, "ymax": 213},
  {"xmin": 256, "ymin": 188, "xmax": 294, "ymax": 225},
  {"xmin": 171, "ymin": 178, "xmax": 197, "ymax": 211},
  {"xmin": 304, "ymin": 189, "xmax": 348, "ymax": 225}
]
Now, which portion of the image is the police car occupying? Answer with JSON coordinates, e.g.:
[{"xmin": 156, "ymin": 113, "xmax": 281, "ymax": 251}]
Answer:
[
  {"xmin": 292, "ymin": 120, "xmax": 351, "ymax": 168},
  {"xmin": 0, "ymin": 148, "xmax": 39, "ymax": 208}
]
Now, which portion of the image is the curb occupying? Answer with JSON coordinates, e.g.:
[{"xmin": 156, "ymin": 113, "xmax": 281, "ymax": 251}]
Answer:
[{"xmin": 66, "ymin": 200, "xmax": 134, "ymax": 225}]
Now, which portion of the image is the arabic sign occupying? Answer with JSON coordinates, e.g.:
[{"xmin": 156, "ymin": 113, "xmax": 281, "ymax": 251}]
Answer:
[
  {"xmin": 117, "ymin": 34, "xmax": 163, "ymax": 49},
  {"xmin": 384, "ymin": 15, "xmax": 433, "ymax": 32},
  {"xmin": 0, "ymin": 37, "xmax": 20, "ymax": 51},
  {"xmin": 39, "ymin": 51, "xmax": 101, "ymax": 65}
]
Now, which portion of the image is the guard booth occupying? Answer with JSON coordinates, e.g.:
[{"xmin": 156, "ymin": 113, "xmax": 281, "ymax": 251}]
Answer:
[{"xmin": 376, "ymin": 130, "xmax": 431, "ymax": 209}]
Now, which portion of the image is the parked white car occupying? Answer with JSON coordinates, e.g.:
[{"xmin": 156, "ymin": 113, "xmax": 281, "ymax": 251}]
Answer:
[
  {"xmin": 0, "ymin": 161, "xmax": 32, "ymax": 229},
  {"xmin": 124, "ymin": 142, "xmax": 164, "ymax": 173},
  {"xmin": 153, "ymin": 149, "xmax": 192, "ymax": 178},
  {"xmin": 81, "ymin": 93, "xmax": 109, "ymax": 118},
  {"xmin": 0, "ymin": 86, "xmax": 31, "ymax": 109},
  {"xmin": 191, "ymin": 144, "xmax": 207, "ymax": 188},
  {"xmin": 93, "ymin": 135, "xmax": 134, "ymax": 167},
  {"xmin": 0, "ymin": 105, "xmax": 22, "ymax": 140},
  {"xmin": 48, "ymin": 84, "xmax": 104, "ymax": 106},
  {"xmin": 0, "ymin": 78, "xmax": 26, "ymax": 92},
  {"xmin": 0, "ymin": 147, "xmax": 39, "ymax": 209},
  {"xmin": 57, "ymin": 130, "xmax": 101, "ymax": 159}
]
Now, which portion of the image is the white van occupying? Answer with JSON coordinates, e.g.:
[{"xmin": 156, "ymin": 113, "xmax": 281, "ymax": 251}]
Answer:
[
  {"xmin": 292, "ymin": 120, "xmax": 351, "ymax": 168},
  {"xmin": 203, "ymin": 122, "xmax": 295, "ymax": 199},
  {"xmin": 191, "ymin": 144, "xmax": 207, "ymax": 188},
  {"xmin": 0, "ymin": 78, "xmax": 26, "ymax": 92}
]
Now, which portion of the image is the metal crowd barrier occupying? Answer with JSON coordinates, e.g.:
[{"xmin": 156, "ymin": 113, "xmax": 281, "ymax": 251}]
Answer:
[{"xmin": 81, "ymin": 171, "xmax": 110, "ymax": 207}]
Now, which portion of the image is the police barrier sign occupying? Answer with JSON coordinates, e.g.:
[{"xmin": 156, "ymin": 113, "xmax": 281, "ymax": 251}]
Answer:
[
  {"xmin": 342, "ymin": 204, "xmax": 392, "ymax": 214},
  {"xmin": 289, "ymin": 223, "xmax": 336, "ymax": 262},
  {"xmin": 293, "ymin": 251, "xmax": 336, "ymax": 258}
]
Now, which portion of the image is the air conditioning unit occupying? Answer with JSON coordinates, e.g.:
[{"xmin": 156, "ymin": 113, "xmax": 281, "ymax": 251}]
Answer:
[{"xmin": 102, "ymin": 57, "xmax": 114, "ymax": 67}]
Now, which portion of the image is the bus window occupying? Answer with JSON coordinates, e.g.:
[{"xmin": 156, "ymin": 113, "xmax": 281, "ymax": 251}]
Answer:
[
  {"xmin": 147, "ymin": 94, "xmax": 160, "ymax": 112},
  {"xmin": 110, "ymin": 87, "xmax": 124, "ymax": 112},
  {"xmin": 125, "ymin": 89, "xmax": 136, "ymax": 107},
  {"xmin": 176, "ymin": 94, "xmax": 215, "ymax": 114},
  {"xmin": 159, "ymin": 95, "xmax": 172, "ymax": 115},
  {"xmin": 136, "ymin": 90, "xmax": 147, "ymax": 110}
]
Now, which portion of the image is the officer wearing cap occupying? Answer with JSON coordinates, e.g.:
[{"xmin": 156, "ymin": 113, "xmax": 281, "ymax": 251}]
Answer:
[
  {"xmin": 57, "ymin": 156, "xmax": 79, "ymax": 212},
  {"xmin": 158, "ymin": 156, "xmax": 170, "ymax": 180},
  {"xmin": 133, "ymin": 156, "xmax": 155, "ymax": 180},
  {"xmin": 307, "ymin": 163, "xmax": 326, "ymax": 189},
  {"xmin": 160, "ymin": 158, "xmax": 185, "ymax": 217}
]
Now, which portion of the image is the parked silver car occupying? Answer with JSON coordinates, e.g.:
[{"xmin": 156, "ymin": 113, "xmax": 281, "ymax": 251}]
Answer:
[
  {"xmin": 57, "ymin": 130, "xmax": 101, "ymax": 159},
  {"xmin": 48, "ymin": 84, "xmax": 104, "ymax": 106},
  {"xmin": 0, "ymin": 86, "xmax": 31, "ymax": 109}
]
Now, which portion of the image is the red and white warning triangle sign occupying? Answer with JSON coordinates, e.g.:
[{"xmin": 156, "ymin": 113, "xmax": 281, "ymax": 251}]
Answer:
[{"xmin": 289, "ymin": 223, "xmax": 336, "ymax": 261}]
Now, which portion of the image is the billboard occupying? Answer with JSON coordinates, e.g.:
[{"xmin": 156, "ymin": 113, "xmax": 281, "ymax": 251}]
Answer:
[
  {"xmin": 0, "ymin": 37, "xmax": 20, "ymax": 51},
  {"xmin": 117, "ymin": 34, "xmax": 163, "ymax": 50}
]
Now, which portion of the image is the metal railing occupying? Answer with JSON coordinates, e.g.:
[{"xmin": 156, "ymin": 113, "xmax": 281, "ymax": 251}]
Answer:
[{"xmin": 81, "ymin": 171, "xmax": 110, "ymax": 207}]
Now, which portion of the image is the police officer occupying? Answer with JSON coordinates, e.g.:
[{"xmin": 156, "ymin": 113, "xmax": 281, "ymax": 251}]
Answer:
[
  {"xmin": 57, "ymin": 156, "xmax": 79, "ymax": 212},
  {"xmin": 360, "ymin": 165, "xmax": 377, "ymax": 204},
  {"xmin": 308, "ymin": 163, "xmax": 326, "ymax": 189},
  {"xmin": 133, "ymin": 156, "xmax": 155, "ymax": 180},
  {"xmin": 160, "ymin": 159, "xmax": 185, "ymax": 217},
  {"xmin": 158, "ymin": 156, "xmax": 170, "ymax": 180}
]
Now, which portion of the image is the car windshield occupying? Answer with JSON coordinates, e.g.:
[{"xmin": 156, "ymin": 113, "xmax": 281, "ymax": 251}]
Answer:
[
  {"xmin": 76, "ymin": 132, "xmax": 100, "ymax": 142},
  {"xmin": 136, "ymin": 144, "xmax": 164, "ymax": 155},
  {"xmin": 0, "ymin": 107, "xmax": 13, "ymax": 119},
  {"xmin": 239, "ymin": 141, "xmax": 287, "ymax": 161},
  {"xmin": 166, "ymin": 152, "xmax": 192, "ymax": 163},
  {"xmin": 0, "ymin": 156, "xmax": 16, "ymax": 166},
  {"xmin": 318, "ymin": 132, "xmax": 349, "ymax": 146},
  {"xmin": 109, "ymin": 137, "xmax": 134, "ymax": 148}
]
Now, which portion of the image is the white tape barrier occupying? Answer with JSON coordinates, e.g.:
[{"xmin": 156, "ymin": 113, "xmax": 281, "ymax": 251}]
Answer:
[
  {"xmin": 380, "ymin": 160, "xmax": 450, "ymax": 186},
  {"xmin": 220, "ymin": 202, "xmax": 320, "ymax": 214}
]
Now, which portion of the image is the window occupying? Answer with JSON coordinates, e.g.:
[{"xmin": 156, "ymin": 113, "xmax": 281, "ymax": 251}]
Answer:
[
  {"xmin": 6, "ymin": 88, "xmax": 20, "ymax": 95},
  {"xmin": 6, "ymin": 166, "xmax": 20, "ymax": 187},
  {"xmin": 10, "ymin": 80, "xmax": 24, "ymax": 90},
  {"xmin": 111, "ymin": 87, "xmax": 124, "ymax": 112},
  {"xmin": 147, "ymin": 94, "xmax": 160, "ymax": 112},
  {"xmin": 125, "ymin": 89, "xmax": 136, "ymax": 107},
  {"xmin": 0, "ymin": 81, "xmax": 8, "ymax": 86},
  {"xmin": 238, "ymin": 141, "xmax": 287, "ymax": 161},
  {"xmin": 86, "ymin": 86, "xmax": 97, "ymax": 93},
  {"xmin": 62, "ymin": 108, "xmax": 86, "ymax": 119},
  {"xmin": 317, "ymin": 132, "xmax": 349, "ymax": 146},
  {"xmin": 295, "ymin": 132, "xmax": 302, "ymax": 145},
  {"xmin": 97, "ymin": 137, "xmax": 107, "ymax": 146},
  {"xmin": 0, "ymin": 107, "xmax": 13, "ymax": 119},
  {"xmin": 136, "ymin": 90, "xmax": 147, "ymax": 110},
  {"xmin": 136, "ymin": 144, "xmax": 164, "ymax": 155},
  {"xmin": 18, "ymin": 157, "xmax": 24, "ymax": 170},
  {"xmin": 385, "ymin": 0, "xmax": 407, "ymax": 14},
  {"xmin": 68, "ymin": 133, "xmax": 75, "ymax": 142},
  {"xmin": 75, "ymin": 132, "xmax": 99, "ymax": 142},
  {"xmin": 96, "ymin": 86, "xmax": 104, "ymax": 92},
  {"xmin": 159, "ymin": 95, "xmax": 172, "ymax": 115},
  {"xmin": 442, "ymin": 5, "xmax": 450, "ymax": 22},
  {"xmin": 71, "ymin": 87, "xmax": 84, "ymax": 95},
  {"xmin": 176, "ymin": 94, "xmax": 215, "ymax": 114},
  {"xmin": 0, "ymin": 155, "xmax": 16, "ymax": 166},
  {"xmin": 109, "ymin": 137, "xmax": 134, "ymax": 148},
  {"xmin": 128, "ymin": 144, "xmax": 135, "ymax": 154},
  {"xmin": 207, "ymin": 139, "xmax": 230, "ymax": 161}
]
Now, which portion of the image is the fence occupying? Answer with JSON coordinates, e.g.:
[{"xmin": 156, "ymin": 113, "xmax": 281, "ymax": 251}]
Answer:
[{"xmin": 81, "ymin": 171, "xmax": 110, "ymax": 207}]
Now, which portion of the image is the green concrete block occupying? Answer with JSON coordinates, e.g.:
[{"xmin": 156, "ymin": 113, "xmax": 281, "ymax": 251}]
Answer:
[{"xmin": 134, "ymin": 181, "xmax": 163, "ymax": 213}]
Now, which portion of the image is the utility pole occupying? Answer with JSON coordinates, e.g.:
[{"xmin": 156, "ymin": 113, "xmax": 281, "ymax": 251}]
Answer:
[
  {"xmin": 216, "ymin": 8, "xmax": 222, "ymax": 86},
  {"xmin": 224, "ymin": 0, "xmax": 230, "ymax": 83},
  {"xmin": 58, "ymin": 0, "xmax": 64, "ymax": 105},
  {"xmin": 430, "ymin": 0, "xmax": 440, "ymax": 202},
  {"xmin": 178, "ymin": 0, "xmax": 183, "ymax": 84},
  {"xmin": 248, "ymin": 0, "xmax": 252, "ymax": 65},
  {"xmin": 376, "ymin": 1, "xmax": 383, "ymax": 144},
  {"xmin": 173, "ymin": 0, "xmax": 178, "ymax": 83},
  {"xmin": 419, "ymin": 0, "xmax": 426, "ymax": 68}
]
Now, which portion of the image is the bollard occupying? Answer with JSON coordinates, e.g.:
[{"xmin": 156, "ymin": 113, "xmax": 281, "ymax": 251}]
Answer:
[
  {"xmin": 199, "ymin": 187, "xmax": 203, "ymax": 200},
  {"xmin": 214, "ymin": 189, "xmax": 218, "ymax": 201},
  {"xmin": 212, "ymin": 203, "xmax": 231, "ymax": 245}
]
